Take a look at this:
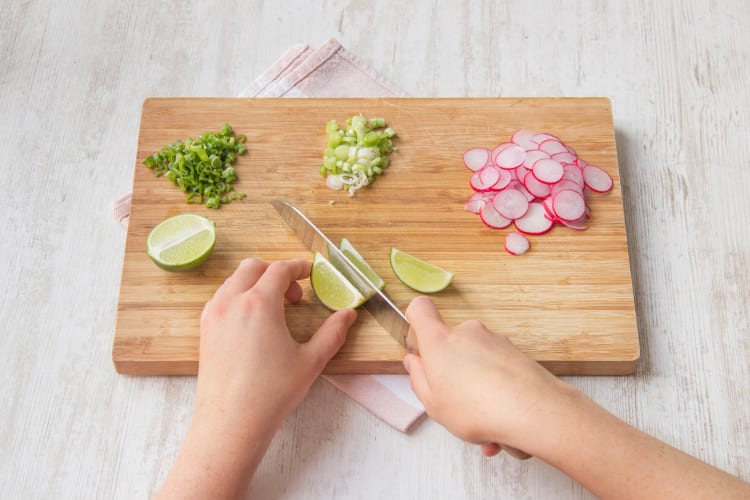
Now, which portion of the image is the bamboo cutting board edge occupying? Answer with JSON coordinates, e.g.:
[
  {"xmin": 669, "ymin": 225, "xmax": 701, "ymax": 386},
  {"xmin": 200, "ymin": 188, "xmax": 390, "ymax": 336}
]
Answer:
[{"xmin": 113, "ymin": 97, "xmax": 640, "ymax": 376}]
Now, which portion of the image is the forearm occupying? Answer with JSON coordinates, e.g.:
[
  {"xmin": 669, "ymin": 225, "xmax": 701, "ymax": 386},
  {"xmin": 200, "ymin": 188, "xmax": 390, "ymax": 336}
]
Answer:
[
  {"xmin": 155, "ymin": 413, "xmax": 280, "ymax": 499},
  {"xmin": 534, "ymin": 391, "xmax": 750, "ymax": 499}
]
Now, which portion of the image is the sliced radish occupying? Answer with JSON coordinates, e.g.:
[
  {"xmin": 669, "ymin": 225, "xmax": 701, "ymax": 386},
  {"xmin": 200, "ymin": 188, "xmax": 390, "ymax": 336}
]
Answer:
[
  {"xmin": 495, "ymin": 144, "xmax": 526, "ymax": 170},
  {"xmin": 513, "ymin": 182, "xmax": 536, "ymax": 202},
  {"xmin": 542, "ymin": 197, "xmax": 556, "ymax": 220},
  {"xmin": 490, "ymin": 168, "xmax": 513, "ymax": 191},
  {"xmin": 514, "ymin": 202, "xmax": 554, "ymax": 235},
  {"xmin": 470, "ymin": 166, "xmax": 501, "ymax": 192},
  {"xmin": 516, "ymin": 166, "xmax": 530, "ymax": 184},
  {"xmin": 560, "ymin": 216, "xmax": 588, "ymax": 231},
  {"xmin": 511, "ymin": 128, "xmax": 538, "ymax": 150},
  {"xmin": 480, "ymin": 202, "xmax": 512, "ymax": 229},
  {"xmin": 551, "ymin": 151, "xmax": 577, "ymax": 164},
  {"xmin": 552, "ymin": 189, "xmax": 586, "ymax": 221},
  {"xmin": 550, "ymin": 179, "xmax": 584, "ymax": 198},
  {"xmin": 462, "ymin": 130, "xmax": 613, "ymax": 255},
  {"xmin": 464, "ymin": 192, "xmax": 492, "ymax": 213},
  {"xmin": 524, "ymin": 172, "xmax": 551, "ymax": 198},
  {"xmin": 490, "ymin": 142, "xmax": 513, "ymax": 163},
  {"xmin": 524, "ymin": 149, "xmax": 550, "ymax": 169},
  {"xmin": 505, "ymin": 232, "xmax": 530, "ymax": 255},
  {"xmin": 562, "ymin": 164, "xmax": 585, "ymax": 186},
  {"xmin": 531, "ymin": 132, "xmax": 561, "ymax": 144},
  {"xmin": 492, "ymin": 189, "xmax": 529, "ymax": 220},
  {"xmin": 463, "ymin": 148, "xmax": 491, "ymax": 171},
  {"xmin": 583, "ymin": 165, "xmax": 614, "ymax": 193},
  {"xmin": 538, "ymin": 139, "xmax": 569, "ymax": 156},
  {"xmin": 532, "ymin": 158, "xmax": 564, "ymax": 184}
]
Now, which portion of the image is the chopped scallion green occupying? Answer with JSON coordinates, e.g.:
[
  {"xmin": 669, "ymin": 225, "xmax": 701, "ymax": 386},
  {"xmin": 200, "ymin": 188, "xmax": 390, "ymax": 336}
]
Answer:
[{"xmin": 143, "ymin": 123, "xmax": 247, "ymax": 209}]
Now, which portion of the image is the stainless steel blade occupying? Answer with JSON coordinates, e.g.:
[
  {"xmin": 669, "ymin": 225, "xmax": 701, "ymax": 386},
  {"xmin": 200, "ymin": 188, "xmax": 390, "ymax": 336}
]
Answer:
[{"xmin": 271, "ymin": 199, "xmax": 410, "ymax": 348}]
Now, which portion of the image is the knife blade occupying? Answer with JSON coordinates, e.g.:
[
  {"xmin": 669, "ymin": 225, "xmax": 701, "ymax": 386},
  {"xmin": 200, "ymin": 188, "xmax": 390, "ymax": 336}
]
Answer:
[{"xmin": 271, "ymin": 199, "xmax": 411, "ymax": 349}]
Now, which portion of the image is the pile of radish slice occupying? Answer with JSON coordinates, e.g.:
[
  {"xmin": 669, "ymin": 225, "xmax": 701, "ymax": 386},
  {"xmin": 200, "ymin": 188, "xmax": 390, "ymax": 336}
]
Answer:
[{"xmin": 463, "ymin": 128, "xmax": 614, "ymax": 255}]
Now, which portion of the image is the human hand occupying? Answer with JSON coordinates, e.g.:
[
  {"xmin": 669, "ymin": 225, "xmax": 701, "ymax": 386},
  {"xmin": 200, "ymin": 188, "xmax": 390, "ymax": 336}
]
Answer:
[
  {"xmin": 156, "ymin": 258, "xmax": 357, "ymax": 499},
  {"xmin": 403, "ymin": 296, "xmax": 580, "ymax": 459},
  {"xmin": 195, "ymin": 258, "xmax": 357, "ymax": 440}
]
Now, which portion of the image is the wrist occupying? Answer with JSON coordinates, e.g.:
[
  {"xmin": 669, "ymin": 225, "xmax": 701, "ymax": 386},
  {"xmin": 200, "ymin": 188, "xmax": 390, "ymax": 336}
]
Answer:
[{"xmin": 504, "ymin": 380, "xmax": 591, "ymax": 459}]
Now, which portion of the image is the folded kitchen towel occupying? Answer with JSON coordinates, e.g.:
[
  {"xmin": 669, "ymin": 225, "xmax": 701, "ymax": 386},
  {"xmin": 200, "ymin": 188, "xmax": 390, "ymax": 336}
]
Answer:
[{"xmin": 114, "ymin": 39, "xmax": 425, "ymax": 433}]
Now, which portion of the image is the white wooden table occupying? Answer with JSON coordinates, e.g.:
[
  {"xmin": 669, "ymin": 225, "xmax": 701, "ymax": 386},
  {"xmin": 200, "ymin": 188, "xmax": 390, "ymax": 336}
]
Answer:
[{"xmin": 2, "ymin": 1, "xmax": 748, "ymax": 498}]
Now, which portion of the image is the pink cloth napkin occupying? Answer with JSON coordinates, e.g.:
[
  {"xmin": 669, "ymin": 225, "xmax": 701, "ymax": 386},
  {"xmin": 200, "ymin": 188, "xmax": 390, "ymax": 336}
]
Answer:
[{"xmin": 113, "ymin": 39, "xmax": 424, "ymax": 432}]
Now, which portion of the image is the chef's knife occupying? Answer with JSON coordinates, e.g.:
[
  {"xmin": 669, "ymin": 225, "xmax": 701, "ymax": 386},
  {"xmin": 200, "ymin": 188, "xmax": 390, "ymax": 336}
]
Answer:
[{"xmin": 271, "ymin": 199, "xmax": 412, "ymax": 349}]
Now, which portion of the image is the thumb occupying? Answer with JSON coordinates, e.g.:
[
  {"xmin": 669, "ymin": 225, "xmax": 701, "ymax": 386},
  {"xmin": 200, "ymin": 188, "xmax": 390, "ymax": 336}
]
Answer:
[
  {"xmin": 304, "ymin": 308, "xmax": 357, "ymax": 372},
  {"xmin": 403, "ymin": 353, "xmax": 431, "ymax": 407},
  {"xmin": 405, "ymin": 296, "xmax": 446, "ymax": 349}
]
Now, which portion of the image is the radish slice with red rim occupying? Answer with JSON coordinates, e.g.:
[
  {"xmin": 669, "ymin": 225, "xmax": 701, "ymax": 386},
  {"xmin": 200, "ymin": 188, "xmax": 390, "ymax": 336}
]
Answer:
[
  {"xmin": 463, "ymin": 148, "xmax": 490, "ymax": 171},
  {"xmin": 552, "ymin": 189, "xmax": 586, "ymax": 221},
  {"xmin": 524, "ymin": 172, "xmax": 551, "ymax": 198},
  {"xmin": 516, "ymin": 165, "xmax": 530, "ymax": 184},
  {"xmin": 495, "ymin": 144, "xmax": 526, "ymax": 170},
  {"xmin": 562, "ymin": 164, "xmax": 585, "ymax": 186},
  {"xmin": 513, "ymin": 182, "xmax": 536, "ymax": 202},
  {"xmin": 583, "ymin": 165, "xmax": 613, "ymax": 193},
  {"xmin": 524, "ymin": 149, "xmax": 550, "ymax": 169},
  {"xmin": 532, "ymin": 158, "xmax": 564, "ymax": 184},
  {"xmin": 542, "ymin": 197, "xmax": 557, "ymax": 221},
  {"xmin": 490, "ymin": 168, "xmax": 513, "ymax": 191},
  {"xmin": 505, "ymin": 232, "xmax": 530, "ymax": 255},
  {"xmin": 492, "ymin": 188, "xmax": 529, "ymax": 220},
  {"xmin": 491, "ymin": 143, "xmax": 514, "ymax": 163},
  {"xmin": 470, "ymin": 166, "xmax": 501, "ymax": 192},
  {"xmin": 514, "ymin": 202, "xmax": 554, "ymax": 235},
  {"xmin": 550, "ymin": 179, "xmax": 584, "ymax": 198},
  {"xmin": 531, "ymin": 132, "xmax": 561, "ymax": 145},
  {"xmin": 480, "ymin": 202, "xmax": 512, "ymax": 229},
  {"xmin": 560, "ymin": 216, "xmax": 588, "ymax": 231},
  {"xmin": 464, "ymin": 192, "xmax": 492, "ymax": 213},
  {"xmin": 538, "ymin": 139, "xmax": 569, "ymax": 156},
  {"xmin": 576, "ymin": 158, "xmax": 588, "ymax": 168},
  {"xmin": 551, "ymin": 151, "xmax": 577, "ymax": 164},
  {"xmin": 511, "ymin": 128, "xmax": 538, "ymax": 150}
]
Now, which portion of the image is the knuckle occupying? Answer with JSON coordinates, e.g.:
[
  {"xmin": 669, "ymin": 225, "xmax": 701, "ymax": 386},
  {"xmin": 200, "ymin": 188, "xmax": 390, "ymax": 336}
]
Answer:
[
  {"xmin": 240, "ymin": 257, "xmax": 264, "ymax": 270},
  {"xmin": 461, "ymin": 319, "xmax": 486, "ymax": 331}
]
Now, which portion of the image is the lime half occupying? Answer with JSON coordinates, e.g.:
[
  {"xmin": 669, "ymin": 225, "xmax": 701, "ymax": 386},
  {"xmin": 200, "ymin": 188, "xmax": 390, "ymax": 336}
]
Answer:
[
  {"xmin": 389, "ymin": 248, "xmax": 454, "ymax": 293},
  {"xmin": 311, "ymin": 252, "xmax": 366, "ymax": 310},
  {"xmin": 340, "ymin": 237, "xmax": 385, "ymax": 291},
  {"xmin": 146, "ymin": 214, "xmax": 216, "ymax": 272}
]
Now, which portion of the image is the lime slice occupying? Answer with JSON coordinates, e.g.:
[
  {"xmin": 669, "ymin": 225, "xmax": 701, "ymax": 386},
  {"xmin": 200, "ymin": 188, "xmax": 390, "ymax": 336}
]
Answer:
[
  {"xmin": 389, "ymin": 248, "xmax": 454, "ymax": 293},
  {"xmin": 311, "ymin": 252, "xmax": 366, "ymax": 310},
  {"xmin": 340, "ymin": 237, "xmax": 385, "ymax": 291},
  {"xmin": 146, "ymin": 214, "xmax": 216, "ymax": 272}
]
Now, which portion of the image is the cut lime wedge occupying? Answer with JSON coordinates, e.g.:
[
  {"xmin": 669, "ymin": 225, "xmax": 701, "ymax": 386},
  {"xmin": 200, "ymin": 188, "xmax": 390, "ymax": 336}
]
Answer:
[
  {"xmin": 311, "ymin": 252, "xmax": 367, "ymax": 310},
  {"xmin": 340, "ymin": 237, "xmax": 385, "ymax": 291},
  {"xmin": 389, "ymin": 248, "xmax": 454, "ymax": 293},
  {"xmin": 146, "ymin": 214, "xmax": 216, "ymax": 272}
]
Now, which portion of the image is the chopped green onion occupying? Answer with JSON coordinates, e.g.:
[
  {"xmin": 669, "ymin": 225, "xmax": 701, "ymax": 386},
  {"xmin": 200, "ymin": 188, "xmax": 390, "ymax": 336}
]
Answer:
[
  {"xmin": 320, "ymin": 114, "xmax": 397, "ymax": 196},
  {"xmin": 143, "ymin": 123, "xmax": 247, "ymax": 209}
]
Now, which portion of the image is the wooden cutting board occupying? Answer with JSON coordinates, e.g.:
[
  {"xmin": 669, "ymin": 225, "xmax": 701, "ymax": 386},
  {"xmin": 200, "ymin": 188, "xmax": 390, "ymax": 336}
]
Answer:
[{"xmin": 113, "ymin": 97, "xmax": 639, "ymax": 375}]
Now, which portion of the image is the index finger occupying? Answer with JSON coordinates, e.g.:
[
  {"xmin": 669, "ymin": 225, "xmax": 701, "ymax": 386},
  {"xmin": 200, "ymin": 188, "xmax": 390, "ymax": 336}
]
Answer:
[
  {"xmin": 405, "ymin": 296, "xmax": 447, "ymax": 345},
  {"xmin": 253, "ymin": 259, "xmax": 312, "ymax": 298}
]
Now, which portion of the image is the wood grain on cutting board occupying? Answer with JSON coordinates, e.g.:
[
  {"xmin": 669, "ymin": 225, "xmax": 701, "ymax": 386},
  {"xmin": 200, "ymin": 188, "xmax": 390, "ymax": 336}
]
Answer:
[{"xmin": 113, "ymin": 97, "xmax": 639, "ymax": 375}]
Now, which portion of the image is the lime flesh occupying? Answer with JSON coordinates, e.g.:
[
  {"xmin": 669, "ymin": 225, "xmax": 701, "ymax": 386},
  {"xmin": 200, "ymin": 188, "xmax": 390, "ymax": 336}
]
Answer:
[
  {"xmin": 389, "ymin": 248, "xmax": 454, "ymax": 293},
  {"xmin": 146, "ymin": 214, "xmax": 216, "ymax": 272},
  {"xmin": 340, "ymin": 237, "xmax": 385, "ymax": 291},
  {"xmin": 311, "ymin": 252, "xmax": 366, "ymax": 310}
]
